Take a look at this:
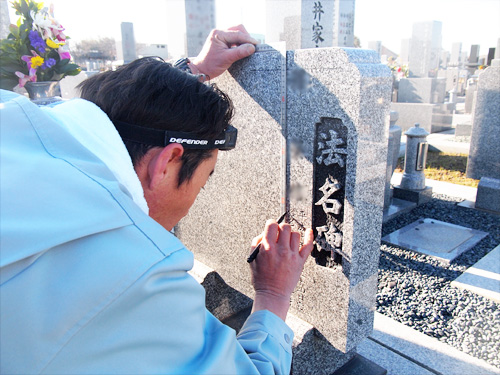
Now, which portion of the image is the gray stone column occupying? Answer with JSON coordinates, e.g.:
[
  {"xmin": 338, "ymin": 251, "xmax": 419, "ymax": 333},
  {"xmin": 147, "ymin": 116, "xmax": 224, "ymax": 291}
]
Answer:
[
  {"xmin": 384, "ymin": 111, "xmax": 402, "ymax": 209},
  {"xmin": 466, "ymin": 63, "xmax": 500, "ymax": 180}
]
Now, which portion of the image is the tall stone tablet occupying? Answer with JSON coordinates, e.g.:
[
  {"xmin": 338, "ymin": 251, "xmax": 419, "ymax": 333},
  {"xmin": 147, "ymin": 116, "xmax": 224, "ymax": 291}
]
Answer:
[
  {"xmin": 466, "ymin": 63, "xmax": 500, "ymax": 180},
  {"xmin": 177, "ymin": 46, "xmax": 392, "ymax": 373}
]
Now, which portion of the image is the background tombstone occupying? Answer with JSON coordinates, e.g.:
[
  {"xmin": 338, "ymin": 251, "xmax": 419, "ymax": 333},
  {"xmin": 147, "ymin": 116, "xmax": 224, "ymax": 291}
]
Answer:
[
  {"xmin": 0, "ymin": 0, "xmax": 9, "ymax": 40},
  {"xmin": 184, "ymin": 0, "xmax": 215, "ymax": 57},
  {"xmin": 265, "ymin": 0, "xmax": 355, "ymax": 49},
  {"xmin": 177, "ymin": 46, "xmax": 392, "ymax": 374},
  {"xmin": 466, "ymin": 62, "xmax": 500, "ymax": 181},
  {"xmin": 408, "ymin": 21, "xmax": 442, "ymax": 77},
  {"xmin": 384, "ymin": 111, "xmax": 402, "ymax": 210},
  {"xmin": 120, "ymin": 22, "xmax": 136, "ymax": 64}
]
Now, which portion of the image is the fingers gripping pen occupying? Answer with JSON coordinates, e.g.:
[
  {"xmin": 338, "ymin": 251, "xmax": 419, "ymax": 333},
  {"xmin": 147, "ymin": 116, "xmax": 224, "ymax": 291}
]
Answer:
[{"xmin": 247, "ymin": 211, "xmax": 288, "ymax": 263}]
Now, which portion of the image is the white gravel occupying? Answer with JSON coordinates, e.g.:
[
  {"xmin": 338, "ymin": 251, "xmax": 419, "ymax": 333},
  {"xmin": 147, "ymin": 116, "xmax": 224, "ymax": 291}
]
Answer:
[{"xmin": 379, "ymin": 193, "xmax": 500, "ymax": 369}]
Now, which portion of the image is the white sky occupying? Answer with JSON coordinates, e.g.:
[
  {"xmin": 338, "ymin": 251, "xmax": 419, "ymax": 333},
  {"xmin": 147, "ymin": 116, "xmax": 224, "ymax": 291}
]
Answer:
[{"xmin": 7, "ymin": 0, "xmax": 500, "ymax": 59}]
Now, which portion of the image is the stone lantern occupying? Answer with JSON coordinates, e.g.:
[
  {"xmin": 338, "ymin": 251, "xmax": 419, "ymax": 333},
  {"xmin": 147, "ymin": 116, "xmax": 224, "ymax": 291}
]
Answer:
[{"xmin": 393, "ymin": 123, "xmax": 433, "ymax": 205}]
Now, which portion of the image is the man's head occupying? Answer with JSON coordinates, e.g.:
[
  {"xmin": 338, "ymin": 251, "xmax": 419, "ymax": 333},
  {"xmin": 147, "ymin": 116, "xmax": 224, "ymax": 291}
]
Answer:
[{"xmin": 79, "ymin": 57, "xmax": 234, "ymax": 229}]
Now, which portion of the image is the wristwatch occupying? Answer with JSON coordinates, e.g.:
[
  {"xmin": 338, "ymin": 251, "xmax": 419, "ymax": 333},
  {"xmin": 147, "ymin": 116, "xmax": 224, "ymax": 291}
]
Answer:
[
  {"xmin": 173, "ymin": 58, "xmax": 209, "ymax": 82},
  {"xmin": 173, "ymin": 58, "xmax": 192, "ymax": 74}
]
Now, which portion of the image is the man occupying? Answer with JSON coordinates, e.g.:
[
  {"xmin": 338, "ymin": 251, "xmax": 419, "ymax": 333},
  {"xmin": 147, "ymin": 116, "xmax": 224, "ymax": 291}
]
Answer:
[{"xmin": 0, "ymin": 26, "xmax": 314, "ymax": 374}]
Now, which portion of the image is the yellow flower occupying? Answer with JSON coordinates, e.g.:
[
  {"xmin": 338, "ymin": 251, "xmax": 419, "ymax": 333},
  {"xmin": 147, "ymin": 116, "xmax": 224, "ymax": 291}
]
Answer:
[
  {"xmin": 30, "ymin": 56, "xmax": 44, "ymax": 69},
  {"xmin": 45, "ymin": 38, "xmax": 64, "ymax": 49}
]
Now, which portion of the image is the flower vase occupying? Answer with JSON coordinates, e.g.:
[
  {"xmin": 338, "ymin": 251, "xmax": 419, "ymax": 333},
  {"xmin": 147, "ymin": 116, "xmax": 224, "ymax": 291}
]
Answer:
[{"xmin": 24, "ymin": 81, "xmax": 61, "ymax": 105}]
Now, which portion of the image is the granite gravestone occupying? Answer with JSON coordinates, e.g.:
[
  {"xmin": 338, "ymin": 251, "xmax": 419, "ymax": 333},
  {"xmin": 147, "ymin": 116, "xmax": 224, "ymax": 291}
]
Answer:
[
  {"xmin": 184, "ymin": 0, "xmax": 215, "ymax": 57},
  {"xmin": 408, "ymin": 21, "xmax": 442, "ymax": 77},
  {"xmin": 397, "ymin": 77, "xmax": 446, "ymax": 103},
  {"xmin": 120, "ymin": 22, "xmax": 136, "ymax": 64},
  {"xmin": 177, "ymin": 46, "xmax": 392, "ymax": 373},
  {"xmin": 0, "ymin": 0, "xmax": 9, "ymax": 40},
  {"xmin": 466, "ymin": 63, "xmax": 500, "ymax": 180},
  {"xmin": 265, "ymin": 0, "xmax": 355, "ymax": 49}
]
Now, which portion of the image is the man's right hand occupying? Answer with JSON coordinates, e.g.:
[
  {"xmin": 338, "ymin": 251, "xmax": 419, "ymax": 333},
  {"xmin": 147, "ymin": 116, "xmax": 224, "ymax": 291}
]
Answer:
[{"xmin": 248, "ymin": 220, "xmax": 314, "ymax": 321}]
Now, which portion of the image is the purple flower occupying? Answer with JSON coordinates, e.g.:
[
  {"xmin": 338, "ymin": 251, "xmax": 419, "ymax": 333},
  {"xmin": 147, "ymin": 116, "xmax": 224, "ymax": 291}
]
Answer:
[
  {"xmin": 41, "ymin": 58, "xmax": 56, "ymax": 70},
  {"xmin": 29, "ymin": 30, "xmax": 47, "ymax": 54}
]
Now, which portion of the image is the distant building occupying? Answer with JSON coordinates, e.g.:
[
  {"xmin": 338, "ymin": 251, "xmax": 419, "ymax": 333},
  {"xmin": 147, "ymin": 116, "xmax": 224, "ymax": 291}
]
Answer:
[
  {"xmin": 0, "ymin": 0, "xmax": 10, "ymax": 39},
  {"xmin": 184, "ymin": 0, "xmax": 215, "ymax": 57},
  {"xmin": 121, "ymin": 22, "xmax": 137, "ymax": 64},
  {"xmin": 266, "ymin": 0, "xmax": 356, "ymax": 49},
  {"xmin": 408, "ymin": 21, "xmax": 442, "ymax": 77},
  {"xmin": 137, "ymin": 44, "xmax": 169, "ymax": 60}
]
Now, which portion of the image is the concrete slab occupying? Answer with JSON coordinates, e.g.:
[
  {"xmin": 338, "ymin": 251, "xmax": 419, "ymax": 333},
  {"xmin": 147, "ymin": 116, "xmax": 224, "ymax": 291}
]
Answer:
[
  {"xmin": 383, "ymin": 198, "xmax": 417, "ymax": 223},
  {"xmin": 391, "ymin": 173, "xmax": 478, "ymax": 202},
  {"xmin": 452, "ymin": 244, "xmax": 500, "ymax": 302},
  {"xmin": 367, "ymin": 313, "xmax": 500, "ymax": 375},
  {"xmin": 382, "ymin": 218, "xmax": 488, "ymax": 263},
  {"xmin": 357, "ymin": 338, "xmax": 435, "ymax": 375},
  {"xmin": 398, "ymin": 130, "xmax": 471, "ymax": 157}
]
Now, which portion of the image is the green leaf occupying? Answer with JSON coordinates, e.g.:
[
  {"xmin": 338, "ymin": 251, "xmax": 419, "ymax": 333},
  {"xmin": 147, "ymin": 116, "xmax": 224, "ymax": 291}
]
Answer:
[
  {"xmin": 9, "ymin": 24, "xmax": 19, "ymax": 37},
  {"xmin": 0, "ymin": 76, "xmax": 20, "ymax": 91},
  {"xmin": 0, "ymin": 63, "xmax": 23, "ymax": 73},
  {"xmin": 65, "ymin": 69, "xmax": 81, "ymax": 77},
  {"xmin": 57, "ymin": 58, "xmax": 69, "ymax": 67},
  {"xmin": 56, "ymin": 62, "xmax": 79, "ymax": 74}
]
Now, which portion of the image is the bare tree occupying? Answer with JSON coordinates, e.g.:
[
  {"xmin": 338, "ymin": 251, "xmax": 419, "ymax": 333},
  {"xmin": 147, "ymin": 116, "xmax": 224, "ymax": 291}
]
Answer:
[{"xmin": 72, "ymin": 37, "xmax": 117, "ymax": 65}]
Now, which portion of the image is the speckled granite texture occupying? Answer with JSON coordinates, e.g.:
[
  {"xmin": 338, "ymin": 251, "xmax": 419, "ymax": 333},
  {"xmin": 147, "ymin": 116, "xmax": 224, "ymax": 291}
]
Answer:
[
  {"xmin": 466, "ymin": 65, "xmax": 500, "ymax": 180},
  {"xmin": 177, "ymin": 46, "xmax": 392, "ymax": 368}
]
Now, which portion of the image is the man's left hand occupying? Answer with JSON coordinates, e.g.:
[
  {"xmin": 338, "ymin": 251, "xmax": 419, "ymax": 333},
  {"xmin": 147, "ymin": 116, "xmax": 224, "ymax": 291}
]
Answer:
[{"xmin": 190, "ymin": 24, "xmax": 258, "ymax": 80}]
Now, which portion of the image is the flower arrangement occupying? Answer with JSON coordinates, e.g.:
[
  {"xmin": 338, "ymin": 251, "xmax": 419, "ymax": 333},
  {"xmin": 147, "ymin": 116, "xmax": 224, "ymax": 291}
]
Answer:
[{"xmin": 0, "ymin": 0, "xmax": 80, "ymax": 90}]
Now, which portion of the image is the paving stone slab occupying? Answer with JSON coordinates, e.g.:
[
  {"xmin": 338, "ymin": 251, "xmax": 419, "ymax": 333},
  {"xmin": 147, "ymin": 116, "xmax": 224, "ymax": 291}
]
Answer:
[
  {"xmin": 382, "ymin": 218, "xmax": 488, "ymax": 263},
  {"xmin": 451, "ymin": 244, "xmax": 500, "ymax": 302}
]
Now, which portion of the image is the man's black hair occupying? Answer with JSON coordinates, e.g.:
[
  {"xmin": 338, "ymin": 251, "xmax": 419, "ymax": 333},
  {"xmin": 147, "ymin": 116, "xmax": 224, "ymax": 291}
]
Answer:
[{"xmin": 78, "ymin": 57, "xmax": 234, "ymax": 186}]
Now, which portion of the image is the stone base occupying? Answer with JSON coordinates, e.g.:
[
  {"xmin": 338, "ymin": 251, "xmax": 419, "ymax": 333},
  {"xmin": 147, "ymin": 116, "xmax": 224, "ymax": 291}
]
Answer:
[
  {"xmin": 333, "ymin": 353, "xmax": 387, "ymax": 375},
  {"xmin": 383, "ymin": 198, "xmax": 417, "ymax": 223},
  {"xmin": 475, "ymin": 177, "xmax": 500, "ymax": 213},
  {"xmin": 455, "ymin": 123, "xmax": 472, "ymax": 137},
  {"xmin": 190, "ymin": 260, "xmax": 361, "ymax": 375},
  {"xmin": 393, "ymin": 186, "xmax": 433, "ymax": 205}
]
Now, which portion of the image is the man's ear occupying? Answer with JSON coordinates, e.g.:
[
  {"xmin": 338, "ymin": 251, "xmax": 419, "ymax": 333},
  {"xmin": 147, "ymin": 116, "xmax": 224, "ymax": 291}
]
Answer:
[{"xmin": 147, "ymin": 143, "xmax": 184, "ymax": 190}]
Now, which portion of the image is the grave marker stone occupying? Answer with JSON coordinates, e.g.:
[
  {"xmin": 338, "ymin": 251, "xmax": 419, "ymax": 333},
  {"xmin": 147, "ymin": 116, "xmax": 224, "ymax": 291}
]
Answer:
[
  {"xmin": 466, "ymin": 64, "xmax": 500, "ymax": 180},
  {"xmin": 184, "ymin": 0, "xmax": 215, "ymax": 57},
  {"xmin": 0, "ymin": 0, "xmax": 10, "ymax": 40},
  {"xmin": 408, "ymin": 21, "xmax": 442, "ymax": 77},
  {"xmin": 266, "ymin": 0, "xmax": 355, "ymax": 49},
  {"xmin": 177, "ymin": 46, "xmax": 392, "ymax": 373},
  {"xmin": 450, "ymin": 42, "xmax": 462, "ymax": 67},
  {"xmin": 120, "ymin": 22, "xmax": 136, "ymax": 64}
]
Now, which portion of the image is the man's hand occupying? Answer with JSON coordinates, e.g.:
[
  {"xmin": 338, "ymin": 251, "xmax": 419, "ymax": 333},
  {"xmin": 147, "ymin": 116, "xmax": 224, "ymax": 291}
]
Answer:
[
  {"xmin": 249, "ymin": 220, "xmax": 315, "ymax": 321},
  {"xmin": 190, "ymin": 25, "xmax": 258, "ymax": 80}
]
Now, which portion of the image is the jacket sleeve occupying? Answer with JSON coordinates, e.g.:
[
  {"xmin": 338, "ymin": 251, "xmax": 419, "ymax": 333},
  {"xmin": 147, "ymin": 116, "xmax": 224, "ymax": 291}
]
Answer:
[{"xmin": 41, "ymin": 249, "xmax": 293, "ymax": 375}]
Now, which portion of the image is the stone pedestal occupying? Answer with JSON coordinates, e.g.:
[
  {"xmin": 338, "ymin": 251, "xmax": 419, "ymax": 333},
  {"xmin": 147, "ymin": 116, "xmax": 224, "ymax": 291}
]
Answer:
[
  {"xmin": 178, "ymin": 46, "xmax": 392, "ymax": 374},
  {"xmin": 475, "ymin": 177, "xmax": 500, "ymax": 213},
  {"xmin": 393, "ymin": 186, "xmax": 433, "ymax": 205}
]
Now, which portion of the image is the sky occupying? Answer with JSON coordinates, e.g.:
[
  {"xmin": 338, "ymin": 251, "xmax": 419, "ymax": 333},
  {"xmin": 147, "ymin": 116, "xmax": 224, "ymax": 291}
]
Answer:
[{"xmin": 6, "ymin": 0, "xmax": 500, "ymax": 59}]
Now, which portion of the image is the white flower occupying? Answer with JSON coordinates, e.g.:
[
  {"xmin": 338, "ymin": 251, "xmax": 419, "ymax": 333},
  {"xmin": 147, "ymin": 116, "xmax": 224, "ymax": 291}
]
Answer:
[
  {"xmin": 30, "ymin": 9, "xmax": 51, "ymax": 36},
  {"xmin": 30, "ymin": 8, "xmax": 64, "ymax": 39}
]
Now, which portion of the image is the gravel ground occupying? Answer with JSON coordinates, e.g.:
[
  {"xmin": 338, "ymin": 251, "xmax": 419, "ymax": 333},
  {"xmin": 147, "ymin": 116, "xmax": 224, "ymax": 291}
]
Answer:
[{"xmin": 378, "ymin": 193, "xmax": 500, "ymax": 369}]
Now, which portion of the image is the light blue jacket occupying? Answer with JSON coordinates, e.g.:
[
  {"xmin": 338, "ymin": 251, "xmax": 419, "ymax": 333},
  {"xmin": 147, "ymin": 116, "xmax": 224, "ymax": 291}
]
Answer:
[{"xmin": 0, "ymin": 90, "xmax": 293, "ymax": 374}]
